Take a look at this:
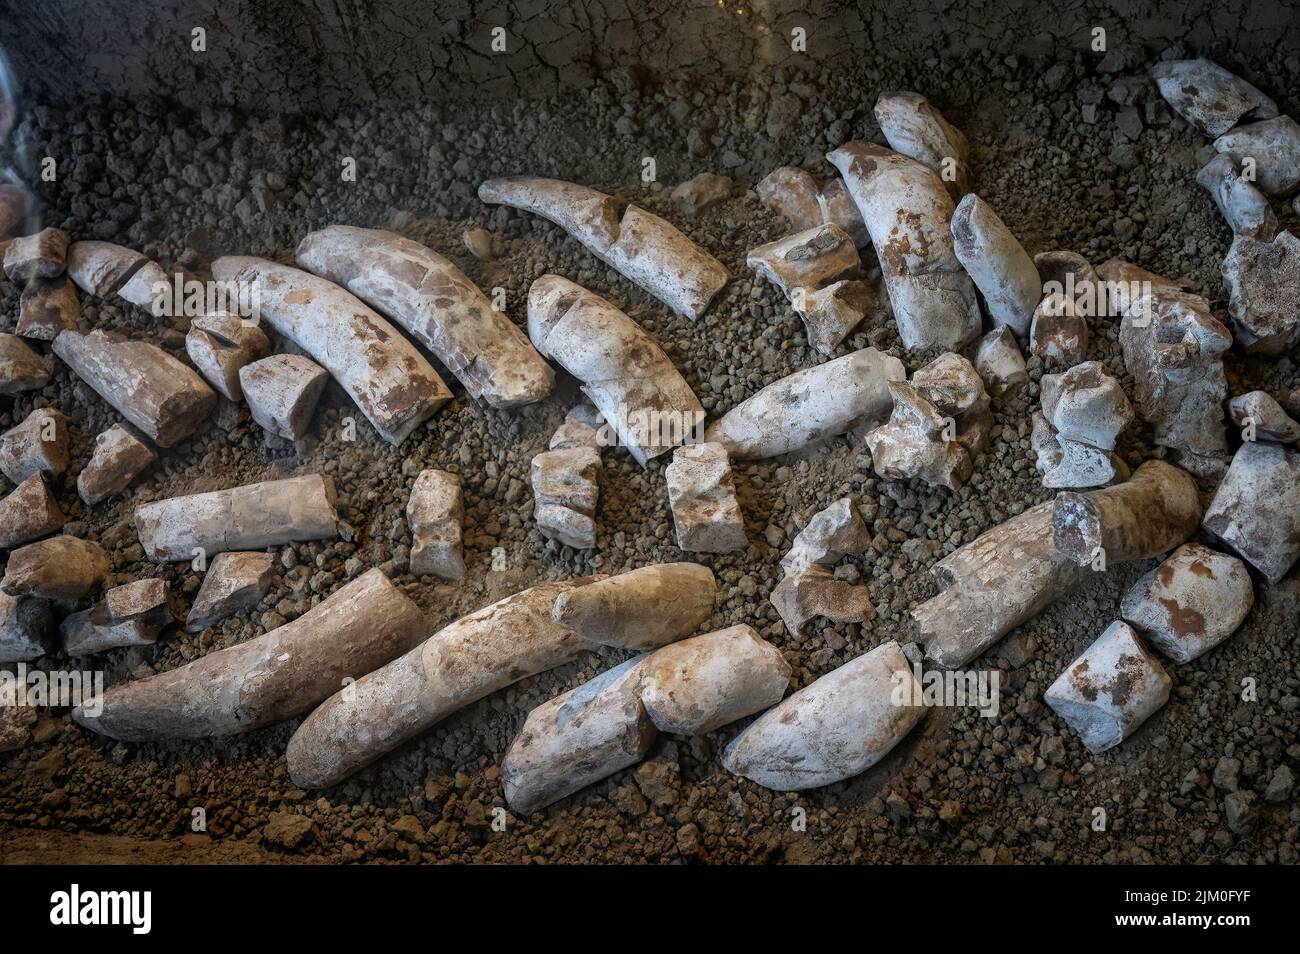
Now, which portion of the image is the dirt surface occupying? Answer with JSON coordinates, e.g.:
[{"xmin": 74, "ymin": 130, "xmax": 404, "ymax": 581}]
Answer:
[{"xmin": 0, "ymin": 28, "xmax": 1297, "ymax": 864}]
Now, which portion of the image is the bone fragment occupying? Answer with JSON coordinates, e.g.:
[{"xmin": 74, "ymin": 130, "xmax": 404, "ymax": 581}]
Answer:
[
  {"xmin": 527, "ymin": 275, "xmax": 703, "ymax": 464},
  {"xmin": 0, "ymin": 592, "xmax": 52, "ymax": 663},
  {"xmin": 239, "ymin": 354, "xmax": 329, "ymax": 441},
  {"xmin": 772, "ymin": 496, "xmax": 873, "ymax": 633},
  {"xmin": 18, "ymin": 277, "xmax": 80, "ymax": 341},
  {"xmin": 407, "ymin": 469, "xmax": 463, "ymax": 580},
  {"xmin": 1151, "ymin": 58, "xmax": 1277, "ymax": 137},
  {"xmin": 665, "ymin": 442, "xmax": 746, "ymax": 553},
  {"xmin": 52, "ymin": 329, "xmax": 216, "ymax": 447},
  {"xmin": 951, "ymin": 194, "xmax": 1041, "ymax": 337},
  {"xmin": 0, "ymin": 333, "xmax": 50, "ymax": 394},
  {"xmin": 1029, "ymin": 293, "xmax": 1088, "ymax": 366},
  {"xmin": 816, "ymin": 178, "xmax": 870, "ymax": 247},
  {"xmin": 756, "ymin": 166, "xmax": 823, "ymax": 231},
  {"xmin": 873, "ymin": 92, "xmax": 970, "ymax": 197},
  {"xmin": 3, "ymin": 228, "xmax": 69, "ymax": 283},
  {"xmin": 1121, "ymin": 543, "xmax": 1253, "ymax": 664},
  {"xmin": 61, "ymin": 606, "xmax": 156, "ymax": 656},
  {"xmin": 670, "ymin": 172, "xmax": 734, "ymax": 218},
  {"xmin": 1, "ymin": 535, "xmax": 110, "ymax": 600},
  {"xmin": 185, "ymin": 551, "xmax": 275, "ymax": 632},
  {"xmin": 105, "ymin": 578, "xmax": 172, "ymax": 627},
  {"xmin": 1035, "ymin": 250, "xmax": 1098, "ymax": 307},
  {"xmin": 532, "ymin": 445, "xmax": 601, "ymax": 548},
  {"xmin": 1033, "ymin": 361, "xmax": 1132, "ymax": 488},
  {"xmin": 0, "ymin": 474, "xmax": 66, "ymax": 548},
  {"xmin": 65, "ymin": 241, "xmax": 148, "ymax": 299},
  {"xmin": 478, "ymin": 176, "xmax": 728, "ymax": 319},
  {"xmin": 551, "ymin": 562, "xmax": 715, "ymax": 650},
  {"xmin": 797, "ymin": 279, "xmax": 874, "ymax": 354},
  {"xmin": 828, "ymin": 141, "xmax": 980, "ymax": 349},
  {"xmin": 1213, "ymin": 116, "xmax": 1300, "ymax": 196},
  {"xmin": 971, "ymin": 325, "xmax": 1027, "ymax": 396},
  {"xmin": 1228, "ymin": 391, "xmax": 1300, "ymax": 442},
  {"xmin": 723, "ymin": 640, "xmax": 925, "ymax": 790},
  {"xmin": 185, "ymin": 315, "xmax": 270, "ymax": 401},
  {"xmin": 133, "ymin": 474, "xmax": 340, "ymax": 562},
  {"xmin": 705, "ymin": 347, "xmax": 905, "ymax": 460},
  {"xmin": 504, "ymin": 625, "xmax": 789, "ymax": 812},
  {"xmin": 1196, "ymin": 153, "xmax": 1278, "ymax": 239},
  {"xmin": 0, "ymin": 408, "xmax": 68, "ymax": 483},
  {"xmin": 1202, "ymin": 442, "xmax": 1300, "ymax": 584},
  {"xmin": 210, "ymin": 256, "xmax": 451, "ymax": 444},
  {"xmin": 1045, "ymin": 620, "xmax": 1171, "ymax": 752},
  {"xmin": 1222, "ymin": 231, "xmax": 1300, "ymax": 354},
  {"xmin": 295, "ymin": 225, "xmax": 554, "ymax": 408},
  {"xmin": 77, "ymin": 424, "xmax": 155, "ymax": 506},
  {"xmin": 73, "ymin": 568, "xmax": 425, "ymax": 741},
  {"xmin": 747, "ymin": 223, "xmax": 859, "ymax": 298}
]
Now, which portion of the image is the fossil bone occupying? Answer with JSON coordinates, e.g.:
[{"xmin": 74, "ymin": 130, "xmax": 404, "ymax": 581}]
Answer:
[
  {"xmin": 723, "ymin": 639, "xmax": 925, "ymax": 791},
  {"xmin": 705, "ymin": 347, "xmax": 905, "ymax": 460},
  {"xmin": 185, "ymin": 315, "xmax": 270, "ymax": 401},
  {"xmin": 52, "ymin": 329, "xmax": 217, "ymax": 448},
  {"xmin": 951, "ymin": 194, "xmax": 1041, "ymax": 338},
  {"xmin": 239, "ymin": 354, "xmax": 329, "ymax": 441},
  {"xmin": 0, "ymin": 592, "xmax": 52, "ymax": 663},
  {"xmin": 295, "ymin": 225, "xmax": 554, "ymax": 408},
  {"xmin": 210, "ymin": 256, "xmax": 451, "ymax": 445},
  {"xmin": 73, "ymin": 568, "xmax": 425, "ymax": 741},
  {"xmin": 873, "ymin": 92, "xmax": 970, "ymax": 197},
  {"xmin": 1032, "ymin": 361, "xmax": 1133, "ymax": 488},
  {"xmin": 828, "ymin": 141, "xmax": 980, "ymax": 350},
  {"xmin": 550, "ymin": 562, "xmax": 715, "ymax": 651},
  {"xmin": 407, "ymin": 468, "xmax": 464, "ymax": 580},
  {"xmin": 971, "ymin": 325, "xmax": 1028, "ymax": 396},
  {"xmin": 0, "ymin": 333, "xmax": 50, "ymax": 395},
  {"xmin": 18, "ymin": 277, "xmax": 80, "ymax": 341},
  {"xmin": 756, "ymin": 166, "xmax": 823, "ymax": 231},
  {"xmin": 0, "ymin": 474, "xmax": 66, "ymax": 549},
  {"xmin": 1151, "ymin": 58, "xmax": 1277, "ymax": 137},
  {"xmin": 0, "ymin": 408, "xmax": 68, "ymax": 484},
  {"xmin": 665, "ymin": 441, "xmax": 746, "ymax": 553},
  {"xmin": 3, "ymin": 228, "xmax": 69, "ymax": 283},
  {"xmin": 185, "ymin": 551, "xmax": 275, "ymax": 632},
  {"xmin": 65, "ymin": 240, "xmax": 149, "ymax": 299},
  {"xmin": 478, "ymin": 176, "xmax": 728, "ymax": 320},
  {"xmin": 1222, "ymin": 231, "xmax": 1300, "ymax": 354},
  {"xmin": 1213, "ymin": 116, "xmax": 1300, "ymax": 196},
  {"xmin": 1, "ymin": 535, "xmax": 110, "ymax": 601},
  {"xmin": 1228, "ymin": 391, "xmax": 1300, "ymax": 442},
  {"xmin": 1202, "ymin": 442, "xmax": 1300, "ymax": 584},
  {"xmin": 133, "ymin": 474, "xmax": 340, "ymax": 562},
  {"xmin": 1029, "ymin": 292, "xmax": 1088, "ymax": 366},
  {"xmin": 77, "ymin": 424, "xmax": 155, "ymax": 506},
  {"xmin": 532, "ymin": 444, "xmax": 601, "ymax": 549},
  {"xmin": 1196, "ymin": 153, "xmax": 1278, "ymax": 240}
]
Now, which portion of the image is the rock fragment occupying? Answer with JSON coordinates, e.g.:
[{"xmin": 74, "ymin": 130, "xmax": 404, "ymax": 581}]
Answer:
[
  {"xmin": 705, "ymin": 347, "xmax": 905, "ymax": 460},
  {"xmin": 0, "ymin": 333, "xmax": 50, "ymax": 394},
  {"xmin": 77, "ymin": 425, "xmax": 156, "ymax": 506},
  {"xmin": 185, "ymin": 315, "xmax": 270, "ymax": 401},
  {"xmin": 865, "ymin": 353, "xmax": 991, "ymax": 491},
  {"xmin": 504, "ymin": 625, "xmax": 789, "ymax": 812},
  {"xmin": 873, "ymin": 92, "xmax": 970, "ymax": 197},
  {"xmin": 950, "ymin": 193, "xmax": 1041, "ymax": 337},
  {"xmin": 211, "ymin": 256, "xmax": 451, "ymax": 445},
  {"xmin": 64, "ymin": 241, "xmax": 149, "ymax": 298},
  {"xmin": 670, "ymin": 172, "xmax": 733, "ymax": 217},
  {"xmin": 723, "ymin": 640, "xmax": 925, "ymax": 790},
  {"xmin": 239, "ymin": 354, "xmax": 329, "ymax": 440},
  {"xmin": 551, "ymin": 562, "xmax": 715, "ymax": 650},
  {"xmin": 531, "ymin": 445, "xmax": 601, "ymax": 549},
  {"xmin": 1121, "ymin": 543, "xmax": 1253, "ymax": 663},
  {"xmin": 105, "ymin": 578, "xmax": 173, "ymax": 627},
  {"xmin": 1, "ymin": 536, "xmax": 110, "ymax": 600},
  {"xmin": 1228, "ymin": 390, "xmax": 1300, "ymax": 442},
  {"xmin": 0, "ymin": 408, "xmax": 68, "ymax": 483},
  {"xmin": 1044, "ymin": 621, "xmax": 1171, "ymax": 753},
  {"xmin": 971, "ymin": 325, "xmax": 1028, "ymax": 396},
  {"xmin": 185, "ymin": 551, "xmax": 275, "ymax": 632},
  {"xmin": 796, "ymin": 279, "xmax": 874, "ymax": 354},
  {"xmin": 407, "ymin": 469, "xmax": 464, "ymax": 580},
  {"xmin": 1222, "ymin": 231, "xmax": 1300, "ymax": 354},
  {"xmin": 1032, "ymin": 361, "xmax": 1133, "ymax": 488},
  {"xmin": 3, "ymin": 227, "xmax": 70, "ymax": 282},
  {"xmin": 1202, "ymin": 442, "xmax": 1300, "ymax": 584},
  {"xmin": 772, "ymin": 496, "xmax": 873, "ymax": 634},
  {"xmin": 665, "ymin": 441, "xmax": 746, "ymax": 553},
  {"xmin": 74, "ymin": 569, "xmax": 426, "ymax": 741},
  {"xmin": 756, "ymin": 166, "xmax": 823, "ymax": 230},
  {"xmin": 527, "ymin": 276, "xmax": 704, "ymax": 464},
  {"xmin": 133, "ymin": 474, "xmax": 340, "ymax": 562},
  {"xmin": 0, "ymin": 474, "xmax": 66, "ymax": 548},
  {"xmin": 295, "ymin": 225, "xmax": 554, "ymax": 408},
  {"xmin": 479, "ymin": 176, "xmax": 729, "ymax": 320},
  {"xmin": 1213, "ymin": 116, "xmax": 1300, "ymax": 196},
  {"xmin": 52, "ymin": 329, "xmax": 216, "ymax": 447},
  {"xmin": 17, "ymin": 277, "xmax": 80, "ymax": 341},
  {"xmin": 829, "ymin": 141, "xmax": 980, "ymax": 350},
  {"xmin": 1151, "ymin": 58, "xmax": 1277, "ymax": 137},
  {"xmin": 1196, "ymin": 153, "xmax": 1278, "ymax": 239},
  {"xmin": 0, "ymin": 592, "xmax": 53, "ymax": 663}
]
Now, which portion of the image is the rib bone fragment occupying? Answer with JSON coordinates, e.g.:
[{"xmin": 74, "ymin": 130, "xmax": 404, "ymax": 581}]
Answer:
[
  {"xmin": 828, "ymin": 141, "xmax": 980, "ymax": 350},
  {"xmin": 133, "ymin": 474, "xmax": 340, "ymax": 562},
  {"xmin": 239, "ymin": 354, "xmax": 329, "ymax": 440},
  {"xmin": 951, "ymin": 194, "xmax": 1040, "ymax": 337},
  {"xmin": 295, "ymin": 225, "xmax": 554, "ymax": 408},
  {"xmin": 53, "ymin": 329, "xmax": 216, "ymax": 447},
  {"xmin": 527, "ymin": 275, "xmax": 704, "ymax": 465},
  {"xmin": 73, "ymin": 568, "xmax": 425, "ymax": 741},
  {"xmin": 478, "ymin": 176, "xmax": 729, "ymax": 320},
  {"xmin": 705, "ymin": 347, "xmax": 905, "ymax": 460},
  {"xmin": 550, "ymin": 562, "xmax": 715, "ymax": 650},
  {"xmin": 873, "ymin": 92, "xmax": 970, "ymax": 197},
  {"xmin": 210, "ymin": 257, "xmax": 451, "ymax": 445}
]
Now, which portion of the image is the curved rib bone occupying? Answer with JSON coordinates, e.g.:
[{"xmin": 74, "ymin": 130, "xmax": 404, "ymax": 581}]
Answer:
[
  {"xmin": 210, "ymin": 256, "xmax": 451, "ymax": 445},
  {"xmin": 951, "ymin": 193, "xmax": 1041, "ymax": 338},
  {"xmin": 527, "ymin": 275, "xmax": 703, "ymax": 465},
  {"xmin": 479, "ymin": 176, "xmax": 728, "ymax": 320},
  {"xmin": 873, "ymin": 92, "xmax": 970, "ymax": 197},
  {"xmin": 295, "ymin": 225, "xmax": 554, "ymax": 409},
  {"xmin": 828, "ymin": 141, "xmax": 981, "ymax": 350},
  {"xmin": 73, "ymin": 569, "xmax": 425, "ymax": 741},
  {"xmin": 550, "ymin": 562, "xmax": 715, "ymax": 650}
]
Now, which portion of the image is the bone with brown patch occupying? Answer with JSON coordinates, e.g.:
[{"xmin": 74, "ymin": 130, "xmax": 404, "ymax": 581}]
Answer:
[
  {"xmin": 527, "ymin": 275, "xmax": 704, "ymax": 465},
  {"xmin": 705, "ymin": 347, "xmax": 905, "ymax": 460},
  {"xmin": 287, "ymin": 563, "xmax": 718, "ymax": 788},
  {"xmin": 828, "ymin": 141, "xmax": 981, "ymax": 350},
  {"xmin": 72, "ymin": 568, "xmax": 425, "ymax": 741},
  {"xmin": 132, "ymin": 474, "xmax": 341, "ymax": 562},
  {"xmin": 210, "ymin": 256, "xmax": 451, "ymax": 445},
  {"xmin": 52, "ymin": 329, "xmax": 217, "ymax": 448},
  {"xmin": 295, "ymin": 225, "xmax": 554, "ymax": 408},
  {"xmin": 913, "ymin": 461, "xmax": 1201, "ymax": 668},
  {"xmin": 478, "ymin": 176, "xmax": 728, "ymax": 320},
  {"xmin": 0, "ymin": 333, "xmax": 50, "ymax": 395},
  {"xmin": 502, "ymin": 625, "xmax": 789, "ymax": 813},
  {"xmin": 1151, "ymin": 58, "xmax": 1277, "ymax": 137}
]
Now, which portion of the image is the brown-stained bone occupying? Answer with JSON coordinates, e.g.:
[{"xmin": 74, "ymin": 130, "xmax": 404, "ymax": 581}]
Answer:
[
  {"xmin": 295, "ymin": 225, "xmax": 554, "ymax": 409},
  {"xmin": 133, "ymin": 473, "xmax": 340, "ymax": 562},
  {"xmin": 0, "ymin": 333, "xmax": 51, "ymax": 395},
  {"xmin": 1, "ymin": 535, "xmax": 110, "ymax": 601},
  {"xmin": 746, "ymin": 223, "xmax": 859, "ymax": 299},
  {"xmin": 3, "ymin": 228, "xmax": 70, "ymax": 283},
  {"xmin": 61, "ymin": 605, "xmax": 157, "ymax": 656},
  {"xmin": 17, "ymin": 276, "xmax": 80, "ymax": 341},
  {"xmin": 52, "ymin": 329, "xmax": 217, "ymax": 448},
  {"xmin": 210, "ymin": 256, "xmax": 452, "ymax": 445},
  {"xmin": 0, "ymin": 474, "xmax": 66, "ymax": 549},
  {"xmin": 77, "ymin": 424, "xmax": 156, "ymax": 506},
  {"xmin": 1151, "ymin": 58, "xmax": 1278, "ymax": 137},
  {"xmin": 756, "ymin": 165, "xmax": 823, "ymax": 231},
  {"xmin": 550, "ymin": 562, "xmax": 715, "ymax": 650},
  {"xmin": 72, "ymin": 568, "xmax": 426, "ymax": 741},
  {"xmin": 1029, "ymin": 292, "xmax": 1088, "ymax": 366},
  {"xmin": 478, "ymin": 176, "xmax": 729, "ymax": 320}
]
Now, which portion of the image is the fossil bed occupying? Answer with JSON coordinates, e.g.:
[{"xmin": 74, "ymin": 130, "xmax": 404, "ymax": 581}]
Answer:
[{"xmin": 0, "ymin": 14, "xmax": 1298, "ymax": 864}]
